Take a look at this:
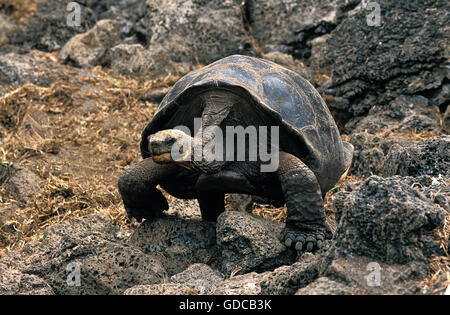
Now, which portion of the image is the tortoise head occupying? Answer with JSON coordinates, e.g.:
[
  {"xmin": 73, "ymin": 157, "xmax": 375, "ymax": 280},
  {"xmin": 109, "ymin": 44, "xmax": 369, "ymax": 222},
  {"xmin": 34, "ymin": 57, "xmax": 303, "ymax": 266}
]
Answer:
[{"xmin": 148, "ymin": 129, "xmax": 193, "ymax": 166}]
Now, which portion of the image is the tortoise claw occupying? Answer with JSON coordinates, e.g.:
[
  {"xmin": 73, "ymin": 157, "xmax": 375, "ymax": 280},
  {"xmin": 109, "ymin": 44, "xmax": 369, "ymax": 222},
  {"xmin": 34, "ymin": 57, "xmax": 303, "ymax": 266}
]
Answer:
[{"xmin": 283, "ymin": 230, "xmax": 326, "ymax": 253}]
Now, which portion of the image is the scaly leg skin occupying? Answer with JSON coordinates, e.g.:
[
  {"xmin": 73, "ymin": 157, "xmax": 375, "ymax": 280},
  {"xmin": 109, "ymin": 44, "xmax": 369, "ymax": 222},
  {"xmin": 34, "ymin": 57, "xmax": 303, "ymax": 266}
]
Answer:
[
  {"xmin": 277, "ymin": 152, "xmax": 331, "ymax": 253},
  {"xmin": 117, "ymin": 158, "xmax": 178, "ymax": 222}
]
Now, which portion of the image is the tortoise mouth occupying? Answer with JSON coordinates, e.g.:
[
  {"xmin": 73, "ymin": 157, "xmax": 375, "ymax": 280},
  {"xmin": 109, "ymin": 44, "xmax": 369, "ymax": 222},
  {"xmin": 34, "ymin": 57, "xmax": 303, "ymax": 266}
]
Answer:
[{"xmin": 152, "ymin": 153, "xmax": 173, "ymax": 163}]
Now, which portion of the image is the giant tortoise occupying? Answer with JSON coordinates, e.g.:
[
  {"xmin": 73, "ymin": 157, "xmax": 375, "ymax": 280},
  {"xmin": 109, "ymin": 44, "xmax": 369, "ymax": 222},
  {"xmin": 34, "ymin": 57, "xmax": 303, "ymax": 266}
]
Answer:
[{"xmin": 118, "ymin": 55, "xmax": 353, "ymax": 252}]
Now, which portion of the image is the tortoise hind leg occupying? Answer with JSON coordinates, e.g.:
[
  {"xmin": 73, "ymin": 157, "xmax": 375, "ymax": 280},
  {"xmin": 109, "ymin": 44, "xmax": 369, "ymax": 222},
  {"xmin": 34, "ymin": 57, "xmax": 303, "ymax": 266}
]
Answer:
[
  {"xmin": 118, "ymin": 158, "xmax": 178, "ymax": 222},
  {"xmin": 277, "ymin": 152, "xmax": 332, "ymax": 253},
  {"xmin": 197, "ymin": 192, "xmax": 225, "ymax": 222}
]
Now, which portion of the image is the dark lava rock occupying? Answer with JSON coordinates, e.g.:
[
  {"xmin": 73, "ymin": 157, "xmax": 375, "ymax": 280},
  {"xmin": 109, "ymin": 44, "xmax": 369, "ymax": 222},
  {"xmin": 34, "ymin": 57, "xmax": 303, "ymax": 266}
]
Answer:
[
  {"xmin": 349, "ymin": 134, "xmax": 449, "ymax": 178},
  {"xmin": 123, "ymin": 283, "xmax": 191, "ymax": 295},
  {"xmin": 7, "ymin": 0, "xmax": 147, "ymax": 52},
  {"xmin": 0, "ymin": 53, "xmax": 55, "ymax": 86},
  {"xmin": 347, "ymin": 95, "xmax": 443, "ymax": 135},
  {"xmin": 216, "ymin": 211, "xmax": 295, "ymax": 276},
  {"xmin": 298, "ymin": 257, "xmax": 425, "ymax": 295},
  {"xmin": 295, "ymin": 276, "xmax": 354, "ymax": 295},
  {"xmin": 109, "ymin": 43, "xmax": 176, "ymax": 79},
  {"xmin": 444, "ymin": 105, "xmax": 450, "ymax": 133},
  {"xmin": 0, "ymin": 270, "xmax": 54, "ymax": 295},
  {"xmin": 128, "ymin": 214, "xmax": 217, "ymax": 276},
  {"xmin": 382, "ymin": 136, "xmax": 449, "ymax": 177},
  {"xmin": 325, "ymin": 0, "xmax": 450, "ymax": 116},
  {"xmin": 331, "ymin": 176, "xmax": 447, "ymax": 267},
  {"xmin": 247, "ymin": 0, "xmax": 361, "ymax": 58},
  {"xmin": 258, "ymin": 253, "xmax": 321, "ymax": 295},
  {"xmin": 3, "ymin": 164, "xmax": 42, "ymax": 205},
  {"xmin": 59, "ymin": 19, "xmax": 118, "ymax": 68},
  {"xmin": 135, "ymin": 0, "xmax": 252, "ymax": 65},
  {"xmin": 170, "ymin": 263, "xmax": 224, "ymax": 294},
  {"xmin": 8, "ymin": 1, "xmax": 97, "ymax": 51},
  {"xmin": 0, "ymin": 214, "xmax": 167, "ymax": 295}
]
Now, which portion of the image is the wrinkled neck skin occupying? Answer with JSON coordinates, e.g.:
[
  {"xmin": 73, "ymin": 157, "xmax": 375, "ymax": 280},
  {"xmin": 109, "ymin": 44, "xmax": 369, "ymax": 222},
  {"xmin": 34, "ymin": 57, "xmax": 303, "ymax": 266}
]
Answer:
[{"xmin": 190, "ymin": 90, "xmax": 235, "ymax": 174}]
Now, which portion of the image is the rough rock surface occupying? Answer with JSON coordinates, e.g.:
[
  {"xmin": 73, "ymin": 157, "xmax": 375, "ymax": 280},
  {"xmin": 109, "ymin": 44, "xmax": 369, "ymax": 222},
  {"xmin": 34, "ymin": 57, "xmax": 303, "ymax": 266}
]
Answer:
[
  {"xmin": 123, "ymin": 283, "xmax": 192, "ymax": 295},
  {"xmin": 297, "ymin": 257, "xmax": 425, "ymax": 295},
  {"xmin": 137, "ymin": 0, "xmax": 252, "ymax": 64},
  {"xmin": 0, "ymin": 215, "xmax": 167, "ymax": 295},
  {"xmin": 216, "ymin": 211, "xmax": 295, "ymax": 276},
  {"xmin": 128, "ymin": 214, "xmax": 217, "ymax": 276},
  {"xmin": 295, "ymin": 277, "xmax": 354, "ymax": 295},
  {"xmin": 170, "ymin": 263, "xmax": 224, "ymax": 294},
  {"xmin": 325, "ymin": 0, "xmax": 450, "ymax": 116},
  {"xmin": 125, "ymin": 253, "xmax": 321, "ymax": 295},
  {"xmin": 0, "ymin": 14, "xmax": 16, "ymax": 48},
  {"xmin": 0, "ymin": 53, "xmax": 55, "ymax": 86},
  {"xmin": 382, "ymin": 136, "xmax": 449, "ymax": 177},
  {"xmin": 349, "ymin": 134, "xmax": 450, "ymax": 178},
  {"xmin": 109, "ymin": 43, "xmax": 175, "ymax": 79},
  {"xmin": 348, "ymin": 95, "xmax": 443, "ymax": 135},
  {"xmin": 59, "ymin": 19, "xmax": 118, "ymax": 68},
  {"xmin": 331, "ymin": 176, "xmax": 446, "ymax": 266},
  {"xmin": 8, "ymin": 1, "xmax": 97, "ymax": 51},
  {"xmin": 4, "ymin": 165, "xmax": 42, "ymax": 204},
  {"xmin": 247, "ymin": 0, "xmax": 361, "ymax": 58},
  {"xmin": 6, "ymin": 0, "xmax": 147, "ymax": 52},
  {"xmin": 0, "ymin": 270, "xmax": 54, "ymax": 295}
]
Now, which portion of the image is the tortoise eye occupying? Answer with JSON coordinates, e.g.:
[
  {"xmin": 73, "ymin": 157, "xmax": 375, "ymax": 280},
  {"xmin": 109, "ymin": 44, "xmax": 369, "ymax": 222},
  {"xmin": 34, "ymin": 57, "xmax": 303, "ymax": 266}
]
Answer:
[{"xmin": 167, "ymin": 138, "xmax": 176, "ymax": 147}]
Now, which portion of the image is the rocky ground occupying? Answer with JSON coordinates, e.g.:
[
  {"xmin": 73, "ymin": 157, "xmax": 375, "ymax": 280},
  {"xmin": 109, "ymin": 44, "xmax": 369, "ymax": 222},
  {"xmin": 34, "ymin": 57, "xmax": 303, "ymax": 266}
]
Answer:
[{"xmin": 0, "ymin": 0, "xmax": 448, "ymax": 295}]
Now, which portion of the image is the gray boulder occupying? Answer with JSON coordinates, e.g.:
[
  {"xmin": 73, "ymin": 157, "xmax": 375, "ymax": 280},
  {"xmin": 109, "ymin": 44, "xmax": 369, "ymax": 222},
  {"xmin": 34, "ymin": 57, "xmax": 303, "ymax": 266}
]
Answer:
[
  {"xmin": 296, "ymin": 277, "xmax": 354, "ymax": 295},
  {"xmin": 0, "ymin": 214, "xmax": 167, "ymax": 295},
  {"xmin": 3, "ymin": 165, "xmax": 42, "ymax": 205},
  {"xmin": 382, "ymin": 136, "xmax": 449, "ymax": 177},
  {"xmin": 7, "ymin": 0, "xmax": 147, "ymax": 52},
  {"xmin": 215, "ymin": 253, "xmax": 321, "ymax": 295},
  {"xmin": 109, "ymin": 44, "xmax": 175, "ymax": 79},
  {"xmin": 325, "ymin": 0, "xmax": 449, "ymax": 116},
  {"xmin": 136, "ymin": 0, "xmax": 252, "ymax": 65},
  {"xmin": 331, "ymin": 176, "xmax": 446, "ymax": 266},
  {"xmin": 349, "ymin": 134, "xmax": 449, "ymax": 178},
  {"xmin": 348, "ymin": 95, "xmax": 443, "ymax": 135},
  {"xmin": 8, "ymin": 1, "xmax": 97, "ymax": 51},
  {"xmin": 247, "ymin": 0, "xmax": 361, "ymax": 58},
  {"xmin": 170, "ymin": 263, "xmax": 224, "ymax": 294},
  {"xmin": 297, "ymin": 257, "xmax": 425, "ymax": 295},
  {"xmin": 59, "ymin": 19, "xmax": 118, "ymax": 68},
  {"xmin": 0, "ymin": 270, "xmax": 54, "ymax": 295},
  {"xmin": 128, "ymin": 214, "xmax": 217, "ymax": 276},
  {"xmin": 0, "ymin": 53, "xmax": 55, "ymax": 87},
  {"xmin": 123, "ymin": 283, "xmax": 191, "ymax": 295},
  {"xmin": 216, "ymin": 211, "xmax": 295, "ymax": 276}
]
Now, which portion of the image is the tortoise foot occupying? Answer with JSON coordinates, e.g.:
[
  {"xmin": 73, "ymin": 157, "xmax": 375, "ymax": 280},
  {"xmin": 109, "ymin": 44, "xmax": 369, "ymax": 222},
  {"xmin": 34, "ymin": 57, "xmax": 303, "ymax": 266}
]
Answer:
[
  {"xmin": 124, "ymin": 205, "xmax": 165, "ymax": 223},
  {"xmin": 283, "ymin": 229, "xmax": 325, "ymax": 253}
]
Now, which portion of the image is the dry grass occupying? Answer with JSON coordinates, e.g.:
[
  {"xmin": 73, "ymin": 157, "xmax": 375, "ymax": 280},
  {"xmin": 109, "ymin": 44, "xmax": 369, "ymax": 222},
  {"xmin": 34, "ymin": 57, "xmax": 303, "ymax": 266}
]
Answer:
[
  {"xmin": 375, "ymin": 129, "xmax": 442, "ymax": 140},
  {"xmin": 0, "ymin": 52, "xmax": 184, "ymax": 254}
]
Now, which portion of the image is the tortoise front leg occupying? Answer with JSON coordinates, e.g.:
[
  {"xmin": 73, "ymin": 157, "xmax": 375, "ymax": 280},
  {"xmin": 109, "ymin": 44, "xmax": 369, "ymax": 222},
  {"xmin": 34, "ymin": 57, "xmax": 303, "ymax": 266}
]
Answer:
[
  {"xmin": 118, "ymin": 158, "xmax": 178, "ymax": 222},
  {"xmin": 197, "ymin": 192, "xmax": 225, "ymax": 222},
  {"xmin": 277, "ymin": 152, "xmax": 331, "ymax": 253}
]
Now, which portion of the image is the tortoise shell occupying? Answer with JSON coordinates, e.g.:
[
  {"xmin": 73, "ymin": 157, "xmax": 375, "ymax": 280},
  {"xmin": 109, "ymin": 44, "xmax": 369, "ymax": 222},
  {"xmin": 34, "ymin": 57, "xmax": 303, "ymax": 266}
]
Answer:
[{"xmin": 140, "ymin": 55, "xmax": 349, "ymax": 193}]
